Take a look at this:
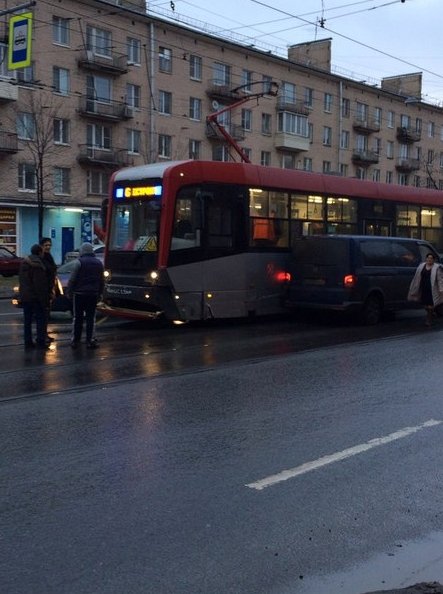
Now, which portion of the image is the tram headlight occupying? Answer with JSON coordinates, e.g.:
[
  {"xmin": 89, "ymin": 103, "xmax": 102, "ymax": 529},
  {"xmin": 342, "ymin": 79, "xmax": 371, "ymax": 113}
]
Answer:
[
  {"xmin": 104, "ymin": 269, "xmax": 111, "ymax": 281},
  {"xmin": 150, "ymin": 270, "xmax": 159, "ymax": 281}
]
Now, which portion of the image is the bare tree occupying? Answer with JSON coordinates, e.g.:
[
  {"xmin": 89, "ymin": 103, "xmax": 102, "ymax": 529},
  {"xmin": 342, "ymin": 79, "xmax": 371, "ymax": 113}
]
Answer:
[{"xmin": 15, "ymin": 90, "xmax": 67, "ymax": 239}]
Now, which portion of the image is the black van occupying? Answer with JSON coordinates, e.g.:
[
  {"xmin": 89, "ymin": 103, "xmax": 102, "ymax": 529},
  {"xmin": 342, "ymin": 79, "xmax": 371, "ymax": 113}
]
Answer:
[{"xmin": 285, "ymin": 235, "xmax": 440, "ymax": 324}]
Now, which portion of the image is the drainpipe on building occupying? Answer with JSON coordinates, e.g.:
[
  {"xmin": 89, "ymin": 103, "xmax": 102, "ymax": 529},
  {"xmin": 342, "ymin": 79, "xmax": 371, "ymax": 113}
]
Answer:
[
  {"xmin": 338, "ymin": 80, "xmax": 343, "ymax": 174},
  {"xmin": 149, "ymin": 21, "xmax": 156, "ymax": 163}
]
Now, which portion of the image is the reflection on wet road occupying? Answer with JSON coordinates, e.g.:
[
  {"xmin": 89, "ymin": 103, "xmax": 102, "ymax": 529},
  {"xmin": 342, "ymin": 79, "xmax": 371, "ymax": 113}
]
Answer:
[{"xmin": 0, "ymin": 308, "xmax": 436, "ymax": 401}]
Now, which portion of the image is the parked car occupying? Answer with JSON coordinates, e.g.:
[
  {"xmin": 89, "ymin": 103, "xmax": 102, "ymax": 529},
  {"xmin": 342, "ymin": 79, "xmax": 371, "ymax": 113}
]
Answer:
[
  {"xmin": 0, "ymin": 246, "xmax": 23, "ymax": 277},
  {"xmin": 64, "ymin": 244, "xmax": 105, "ymax": 263},
  {"xmin": 285, "ymin": 235, "xmax": 440, "ymax": 325}
]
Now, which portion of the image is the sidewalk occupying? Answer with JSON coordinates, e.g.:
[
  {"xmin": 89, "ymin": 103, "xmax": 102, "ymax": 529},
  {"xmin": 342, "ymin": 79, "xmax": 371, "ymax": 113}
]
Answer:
[{"xmin": 363, "ymin": 583, "xmax": 443, "ymax": 593}]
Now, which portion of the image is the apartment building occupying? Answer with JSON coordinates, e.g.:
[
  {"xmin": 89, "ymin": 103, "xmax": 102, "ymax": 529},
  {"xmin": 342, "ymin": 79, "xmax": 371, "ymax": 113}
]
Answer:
[{"xmin": 0, "ymin": 0, "xmax": 442, "ymax": 263}]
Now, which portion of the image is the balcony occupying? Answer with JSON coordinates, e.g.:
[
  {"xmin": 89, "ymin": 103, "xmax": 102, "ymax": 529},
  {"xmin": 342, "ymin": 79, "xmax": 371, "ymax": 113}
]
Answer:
[
  {"xmin": 206, "ymin": 80, "xmax": 240, "ymax": 102},
  {"xmin": 0, "ymin": 131, "xmax": 18, "ymax": 154},
  {"xmin": 351, "ymin": 149, "xmax": 379, "ymax": 165},
  {"xmin": 78, "ymin": 96, "xmax": 133, "ymax": 121},
  {"xmin": 77, "ymin": 50, "xmax": 129, "ymax": 75},
  {"xmin": 396, "ymin": 126, "xmax": 421, "ymax": 143},
  {"xmin": 274, "ymin": 132, "xmax": 310, "ymax": 152},
  {"xmin": 276, "ymin": 98, "xmax": 310, "ymax": 116},
  {"xmin": 0, "ymin": 79, "xmax": 18, "ymax": 103},
  {"xmin": 395, "ymin": 157, "xmax": 420, "ymax": 172},
  {"xmin": 206, "ymin": 122, "xmax": 245, "ymax": 141},
  {"xmin": 77, "ymin": 145, "xmax": 132, "ymax": 168},
  {"xmin": 352, "ymin": 117, "xmax": 380, "ymax": 134}
]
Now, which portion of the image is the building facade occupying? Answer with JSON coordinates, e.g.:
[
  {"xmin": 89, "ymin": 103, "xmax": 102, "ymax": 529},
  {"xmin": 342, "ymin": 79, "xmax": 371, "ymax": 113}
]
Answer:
[{"xmin": 0, "ymin": 0, "xmax": 442, "ymax": 262}]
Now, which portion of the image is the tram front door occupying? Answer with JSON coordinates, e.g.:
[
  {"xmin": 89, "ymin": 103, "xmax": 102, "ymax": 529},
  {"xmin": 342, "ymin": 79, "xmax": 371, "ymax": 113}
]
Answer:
[{"xmin": 364, "ymin": 220, "xmax": 392, "ymax": 236}]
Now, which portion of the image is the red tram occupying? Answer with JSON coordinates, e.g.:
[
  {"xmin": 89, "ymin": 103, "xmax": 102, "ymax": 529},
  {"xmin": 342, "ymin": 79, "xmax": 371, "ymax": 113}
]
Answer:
[{"xmin": 100, "ymin": 160, "xmax": 443, "ymax": 321}]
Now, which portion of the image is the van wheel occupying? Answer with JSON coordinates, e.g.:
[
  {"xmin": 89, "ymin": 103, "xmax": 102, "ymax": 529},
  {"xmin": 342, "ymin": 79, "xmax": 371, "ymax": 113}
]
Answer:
[{"xmin": 361, "ymin": 295, "xmax": 383, "ymax": 325}]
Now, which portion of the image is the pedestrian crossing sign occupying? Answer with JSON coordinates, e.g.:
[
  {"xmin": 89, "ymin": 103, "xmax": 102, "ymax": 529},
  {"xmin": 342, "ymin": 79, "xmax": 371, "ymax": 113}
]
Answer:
[{"xmin": 8, "ymin": 12, "xmax": 33, "ymax": 70}]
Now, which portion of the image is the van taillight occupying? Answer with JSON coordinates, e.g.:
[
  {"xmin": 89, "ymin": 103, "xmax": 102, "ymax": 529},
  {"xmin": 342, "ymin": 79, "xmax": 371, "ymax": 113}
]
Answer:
[
  {"xmin": 344, "ymin": 274, "xmax": 356, "ymax": 288},
  {"xmin": 275, "ymin": 271, "xmax": 291, "ymax": 282}
]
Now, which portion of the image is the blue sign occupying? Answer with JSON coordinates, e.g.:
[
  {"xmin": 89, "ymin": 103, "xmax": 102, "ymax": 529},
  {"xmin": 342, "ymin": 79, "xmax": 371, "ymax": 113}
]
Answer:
[{"xmin": 8, "ymin": 13, "xmax": 33, "ymax": 69}]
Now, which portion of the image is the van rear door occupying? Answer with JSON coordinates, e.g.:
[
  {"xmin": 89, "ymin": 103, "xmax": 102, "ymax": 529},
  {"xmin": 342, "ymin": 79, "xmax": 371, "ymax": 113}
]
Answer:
[{"xmin": 288, "ymin": 237, "xmax": 351, "ymax": 306}]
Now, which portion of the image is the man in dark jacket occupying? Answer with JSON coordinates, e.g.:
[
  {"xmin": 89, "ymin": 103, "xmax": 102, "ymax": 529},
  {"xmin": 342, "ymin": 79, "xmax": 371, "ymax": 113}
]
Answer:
[
  {"xmin": 67, "ymin": 242, "xmax": 104, "ymax": 349},
  {"xmin": 19, "ymin": 244, "xmax": 51, "ymax": 349},
  {"xmin": 39, "ymin": 237, "xmax": 57, "ymax": 343}
]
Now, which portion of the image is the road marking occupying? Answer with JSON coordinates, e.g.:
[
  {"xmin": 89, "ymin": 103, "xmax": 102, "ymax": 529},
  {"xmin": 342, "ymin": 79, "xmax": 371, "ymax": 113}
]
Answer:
[{"xmin": 246, "ymin": 419, "xmax": 442, "ymax": 491}]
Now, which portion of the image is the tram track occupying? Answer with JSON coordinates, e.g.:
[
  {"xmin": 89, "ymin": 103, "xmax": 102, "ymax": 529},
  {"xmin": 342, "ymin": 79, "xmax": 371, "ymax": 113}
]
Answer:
[{"xmin": 0, "ymin": 309, "xmax": 432, "ymax": 404}]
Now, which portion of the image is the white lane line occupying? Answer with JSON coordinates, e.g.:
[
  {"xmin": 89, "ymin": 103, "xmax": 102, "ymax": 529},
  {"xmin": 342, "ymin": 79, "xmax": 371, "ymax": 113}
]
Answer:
[{"xmin": 246, "ymin": 419, "xmax": 442, "ymax": 491}]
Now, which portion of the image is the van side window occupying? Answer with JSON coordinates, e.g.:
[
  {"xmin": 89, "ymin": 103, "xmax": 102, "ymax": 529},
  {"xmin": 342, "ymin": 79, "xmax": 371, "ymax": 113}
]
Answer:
[
  {"xmin": 392, "ymin": 241, "xmax": 420, "ymax": 267},
  {"xmin": 360, "ymin": 240, "xmax": 393, "ymax": 266}
]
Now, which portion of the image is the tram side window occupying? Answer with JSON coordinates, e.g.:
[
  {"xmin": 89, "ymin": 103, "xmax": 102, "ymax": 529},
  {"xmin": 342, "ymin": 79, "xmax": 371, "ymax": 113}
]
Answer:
[
  {"xmin": 171, "ymin": 194, "xmax": 201, "ymax": 251},
  {"xmin": 396, "ymin": 205, "xmax": 419, "ymax": 239},
  {"xmin": 207, "ymin": 194, "xmax": 233, "ymax": 248},
  {"xmin": 249, "ymin": 189, "xmax": 289, "ymax": 247}
]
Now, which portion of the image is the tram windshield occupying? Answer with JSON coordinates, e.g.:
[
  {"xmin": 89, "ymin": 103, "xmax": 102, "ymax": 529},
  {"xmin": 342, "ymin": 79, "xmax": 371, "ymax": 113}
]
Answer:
[{"xmin": 108, "ymin": 199, "xmax": 160, "ymax": 253}]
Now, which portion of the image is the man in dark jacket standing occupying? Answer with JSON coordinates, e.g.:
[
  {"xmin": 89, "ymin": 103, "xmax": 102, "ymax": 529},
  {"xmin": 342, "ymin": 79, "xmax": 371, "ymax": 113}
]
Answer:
[
  {"xmin": 39, "ymin": 237, "xmax": 57, "ymax": 343},
  {"xmin": 19, "ymin": 244, "xmax": 51, "ymax": 349},
  {"xmin": 67, "ymin": 242, "xmax": 104, "ymax": 349}
]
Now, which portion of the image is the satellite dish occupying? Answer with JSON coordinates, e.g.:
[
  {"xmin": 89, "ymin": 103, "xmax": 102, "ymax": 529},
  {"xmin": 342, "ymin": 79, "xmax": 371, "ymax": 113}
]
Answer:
[{"xmin": 211, "ymin": 100, "xmax": 219, "ymax": 111}]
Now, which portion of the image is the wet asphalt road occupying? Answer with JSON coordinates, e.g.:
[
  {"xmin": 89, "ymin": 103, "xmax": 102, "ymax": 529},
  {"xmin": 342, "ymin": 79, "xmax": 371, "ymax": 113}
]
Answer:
[{"xmin": 1, "ymin": 300, "xmax": 443, "ymax": 593}]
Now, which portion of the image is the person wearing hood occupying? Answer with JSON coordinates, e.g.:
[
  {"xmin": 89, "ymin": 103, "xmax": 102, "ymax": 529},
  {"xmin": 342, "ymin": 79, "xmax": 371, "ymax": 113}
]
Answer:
[
  {"xmin": 19, "ymin": 244, "xmax": 51, "ymax": 349},
  {"xmin": 67, "ymin": 242, "xmax": 104, "ymax": 349}
]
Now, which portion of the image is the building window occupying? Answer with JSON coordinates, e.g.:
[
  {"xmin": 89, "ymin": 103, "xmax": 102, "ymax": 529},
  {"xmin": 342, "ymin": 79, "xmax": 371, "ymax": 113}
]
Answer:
[
  {"xmin": 17, "ymin": 113, "xmax": 35, "ymax": 140},
  {"xmin": 356, "ymin": 102, "xmax": 368, "ymax": 121},
  {"xmin": 127, "ymin": 37, "xmax": 141, "ymax": 65},
  {"xmin": 213, "ymin": 62, "xmax": 230, "ymax": 86},
  {"xmin": 261, "ymin": 113, "xmax": 272, "ymax": 135},
  {"xmin": 372, "ymin": 169, "xmax": 381, "ymax": 182},
  {"xmin": 340, "ymin": 130, "xmax": 349, "ymax": 149},
  {"xmin": 262, "ymin": 75, "xmax": 273, "ymax": 94},
  {"xmin": 243, "ymin": 147, "xmax": 252, "ymax": 161},
  {"xmin": 303, "ymin": 158, "xmax": 312, "ymax": 171},
  {"xmin": 86, "ymin": 26, "xmax": 111, "ymax": 57},
  {"xmin": 159, "ymin": 47, "xmax": 172, "ymax": 73},
  {"xmin": 324, "ymin": 93, "xmax": 332, "ymax": 112},
  {"xmin": 159, "ymin": 91, "xmax": 172, "ymax": 115},
  {"xmin": 189, "ymin": 55, "xmax": 202, "ymax": 80},
  {"xmin": 18, "ymin": 163, "xmax": 36, "ymax": 191},
  {"xmin": 260, "ymin": 151, "xmax": 271, "ymax": 166},
  {"xmin": 281, "ymin": 81, "xmax": 296, "ymax": 103},
  {"xmin": 53, "ymin": 167, "xmax": 71, "ymax": 194},
  {"xmin": 241, "ymin": 109, "xmax": 252, "ymax": 131},
  {"xmin": 52, "ymin": 16, "xmax": 70, "ymax": 45},
  {"xmin": 304, "ymin": 87, "xmax": 314, "ymax": 108},
  {"xmin": 189, "ymin": 97, "xmax": 202, "ymax": 120},
  {"xmin": 386, "ymin": 171, "xmax": 393, "ymax": 183},
  {"xmin": 339, "ymin": 163, "xmax": 348, "ymax": 176},
  {"xmin": 241, "ymin": 69, "xmax": 253, "ymax": 92},
  {"xmin": 374, "ymin": 107, "xmax": 382, "ymax": 126},
  {"xmin": 323, "ymin": 161, "xmax": 331, "ymax": 173},
  {"xmin": 427, "ymin": 149, "xmax": 434, "ymax": 164},
  {"xmin": 126, "ymin": 83, "xmax": 140, "ymax": 109},
  {"xmin": 429, "ymin": 121, "xmax": 435, "ymax": 138},
  {"xmin": 16, "ymin": 63, "xmax": 34, "ymax": 83},
  {"xmin": 54, "ymin": 118, "xmax": 70, "ymax": 144},
  {"xmin": 341, "ymin": 98, "xmax": 350, "ymax": 118},
  {"xmin": 212, "ymin": 144, "xmax": 230, "ymax": 161},
  {"xmin": 374, "ymin": 137, "xmax": 382, "ymax": 155},
  {"xmin": 277, "ymin": 113, "xmax": 308, "ymax": 136},
  {"xmin": 323, "ymin": 126, "xmax": 332, "ymax": 146},
  {"xmin": 400, "ymin": 114, "xmax": 410, "ymax": 128},
  {"xmin": 387, "ymin": 111, "xmax": 394, "ymax": 128},
  {"xmin": 87, "ymin": 171, "xmax": 110, "ymax": 195},
  {"xmin": 189, "ymin": 139, "xmax": 201, "ymax": 159},
  {"xmin": 87, "ymin": 124, "xmax": 111, "ymax": 149},
  {"xmin": 87, "ymin": 74, "xmax": 112, "ymax": 104},
  {"xmin": 127, "ymin": 129, "xmax": 141, "ymax": 154},
  {"xmin": 53, "ymin": 67, "xmax": 70, "ymax": 95},
  {"xmin": 282, "ymin": 154, "xmax": 295, "ymax": 169},
  {"xmin": 355, "ymin": 167, "xmax": 366, "ymax": 180},
  {"xmin": 158, "ymin": 134, "xmax": 172, "ymax": 158},
  {"xmin": 398, "ymin": 173, "xmax": 409, "ymax": 186},
  {"xmin": 386, "ymin": 141, "xmax": 394, "ymax": 159}
]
